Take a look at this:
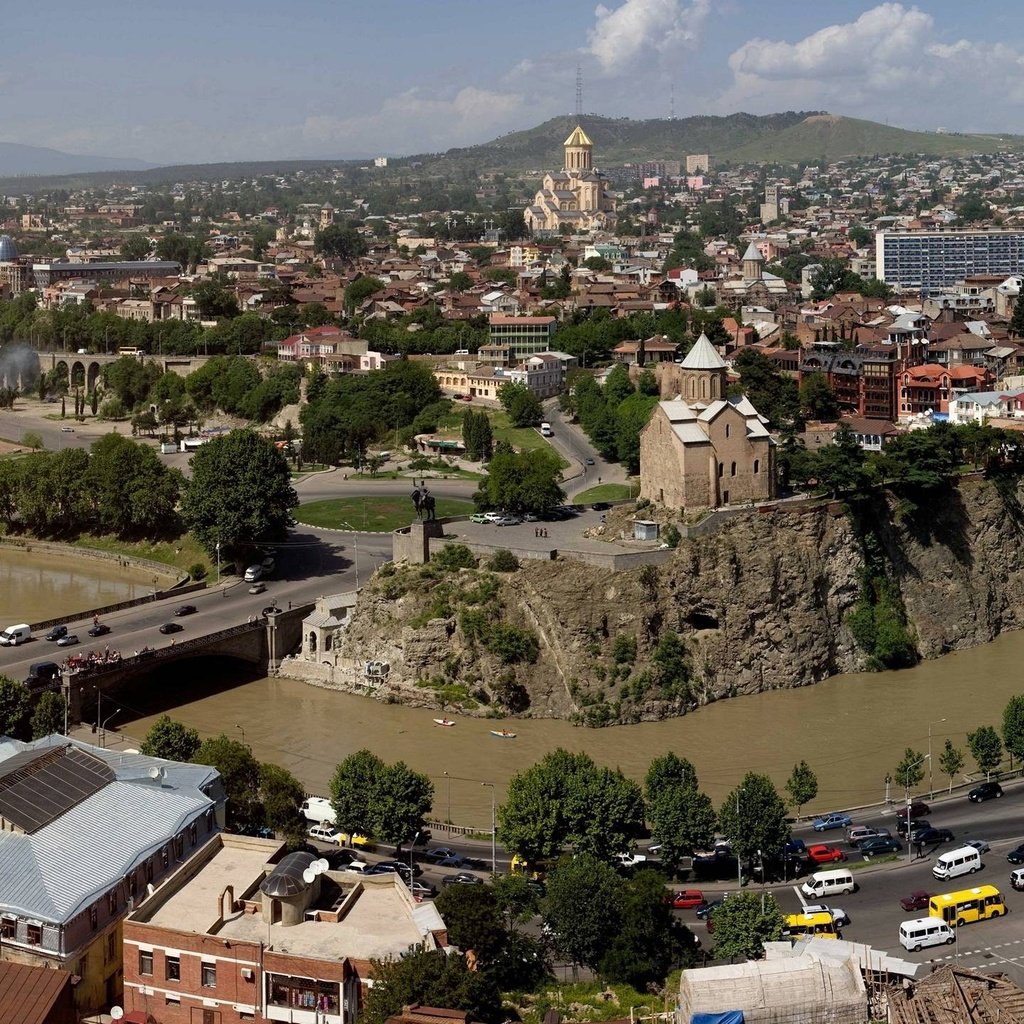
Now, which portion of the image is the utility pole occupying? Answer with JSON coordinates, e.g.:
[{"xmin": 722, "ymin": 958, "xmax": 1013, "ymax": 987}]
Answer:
[{"xmin": 481, "ymin": 782, "xmax": 496, "ymax": 875}]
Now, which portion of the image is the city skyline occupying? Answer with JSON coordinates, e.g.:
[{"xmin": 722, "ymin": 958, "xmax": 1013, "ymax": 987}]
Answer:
[{"xmin": 1, "ymin": 1, "xmax": 1023, "ymax": 166}]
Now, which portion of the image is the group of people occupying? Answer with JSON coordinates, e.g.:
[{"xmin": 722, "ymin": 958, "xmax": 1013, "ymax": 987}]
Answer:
[
  {"xmin": 62, "ymin": 649, "xmax": 123, "ymax": 674},
  {"xmin": 533, "ymin": 527, "xmax": 550, "ymax": 538}
]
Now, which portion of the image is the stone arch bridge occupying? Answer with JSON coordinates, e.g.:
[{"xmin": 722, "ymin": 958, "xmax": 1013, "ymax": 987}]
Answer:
[{"xmin": 33, "ymin": 350, "xmax": 215, "ymax": 392}]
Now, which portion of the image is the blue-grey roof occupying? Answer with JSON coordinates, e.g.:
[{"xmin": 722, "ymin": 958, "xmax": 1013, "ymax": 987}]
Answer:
[
  {"xmin": 0, "ymin": 235, "xmax": 18, "ymax": 261},
  {"xmin": 0, "ymin": 735, "xmax": 220, "ymax": 925}
]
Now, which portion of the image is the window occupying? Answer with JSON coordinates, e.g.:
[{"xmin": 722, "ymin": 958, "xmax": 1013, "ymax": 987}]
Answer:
[
  {"xmin": 753, "ymin": 459, "xmax": 760, "ymax": 474},
  {"xmin": 189, "ymin": 822, "xmax": 198, "ymax": 846},
  {"xmin": 267, "ymin": 974, "xmax": 340, "ymax": 1014},
  {"xmin": 202, "ymin": 962, "xmax": 217, "ymax": 988},
  {"xmin": 1, "ymin": 918, "xmax": 15, "ymax": 940},
  {"xmin": 725, "ymin": 423, "xmax": 730, "ymax": 438},
  {"xmin": 89, "ymin": 906, "xmax": 98, "ymax": 931},
  {"xmin": 27, "ymin": 923, "xmax": 42, "ymax": 945},
  {"xmin": 202, "ymin": 1011, "xmax": 217, "ymax": 1024},
  {"xmin": 161, "ymin": 847, "xmax": 169, "ymax": 870},
  {"xmin": 139, "ymin": 950, "xmax": 154, "ymax": 976},
  {"xmin": 108, "ymin": 891, "xmax": 118, "ymax": 914},
  {"xmin": 718, "ymin": 462, "xmax": 723, "ymax": 478},
  {"xmin": 108, "ymin": 932, "xmax": 116, "ymax": 962},
  {"xmin": 145, "ymin": 859, "xmax": 154, "ymax": 884},
  {"xmin": 166, "ymin": 955, "xmax": 181, "ymax": 982},
  {"xmin": 730, "ymin": 462, "xmax": 736, "ymax": 477}
]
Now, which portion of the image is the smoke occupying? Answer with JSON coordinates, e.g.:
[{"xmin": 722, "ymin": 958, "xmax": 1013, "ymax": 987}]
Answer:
[{"xmin": 0, "ymin": 343, "xmax": 41, "ymax": 390}]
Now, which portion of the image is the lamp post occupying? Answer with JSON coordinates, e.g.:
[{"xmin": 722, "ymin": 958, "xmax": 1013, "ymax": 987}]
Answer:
[
  {"xmin": 99, "ymin": 706, "xmax": 121, "ymax": 749},
  {"xmin": 928, "ymin": 718, "xmax": 946, "ymax": 799},
  {"xmin": 481, "ymin": 782, "xmax": 496, "ymax": 876},
  {"xmin": 216, "ymin": 541, "xmax": 221, "ymax": 585},
  {"xmin": 410, "ymin": 830, "xmax": 420, "ymax": 883},
  {"xmin": 736, "ymin": 788, "xmax": 744, "ymax": 890},
  {"xmin": 904, "ymin": 754, "xmax": 929, "ymax": 863},
  {"xmin": 443, "ymin": 771, "xmax": 451, "ymax": 830}
]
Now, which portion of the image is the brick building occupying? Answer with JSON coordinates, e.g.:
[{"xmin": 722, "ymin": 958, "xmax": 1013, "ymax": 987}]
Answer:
[{"xmin": 122, "ymin": 834, "xmax": 448, "ymax": 1024}]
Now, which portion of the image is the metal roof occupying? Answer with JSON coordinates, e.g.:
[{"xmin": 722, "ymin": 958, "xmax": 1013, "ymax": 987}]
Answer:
[{"xmin": 260, "ymin": 851, "xmax": 316, "ymax": 897}]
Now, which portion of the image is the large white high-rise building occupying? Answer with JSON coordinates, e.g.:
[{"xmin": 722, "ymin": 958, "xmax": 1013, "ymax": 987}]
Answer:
[{"xmin": 876, "ymin": 228, "xmax": 1024, "ymax": 294}]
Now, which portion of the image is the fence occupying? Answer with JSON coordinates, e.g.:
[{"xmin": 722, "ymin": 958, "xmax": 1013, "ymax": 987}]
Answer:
[{"xmin": 29, "ymin": 580, "xmax": 208, "ymax": 633}]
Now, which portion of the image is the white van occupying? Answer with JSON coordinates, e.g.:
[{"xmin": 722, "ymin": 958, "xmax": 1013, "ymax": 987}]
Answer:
[
  {"xmin": 801, "ymin": 869, "xmax": 856, "ymax": 898},
  {"xmin": 301, "ymin": 797, "xmax": 335, "ymax": 824},
  {"xmin": 540, "ymin": 422, "xmax": 553, "ymax": 437},
  {"xmin": 899, "ymin": 917, "xmax": 955, "ymax": 952},
  {"xmin": 244, "ymin": 564, "xmax": 263, "ymax": 582},
  {"xmin": 0, "ymin": 624, "xmax": 31, "ymax": 647},
  {"xmin": 933, "ymin": 845, "xmax": 982, "ymax": 881}
]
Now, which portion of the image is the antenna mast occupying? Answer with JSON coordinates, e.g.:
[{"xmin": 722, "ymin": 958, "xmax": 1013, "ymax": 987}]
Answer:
[
  {"xmin": 670, "ymin": 82, "xmax": 675, "ymax": 120},
  {"xmin": 575, "ymin": 64, "xmax": 583, "ymax": 118}
]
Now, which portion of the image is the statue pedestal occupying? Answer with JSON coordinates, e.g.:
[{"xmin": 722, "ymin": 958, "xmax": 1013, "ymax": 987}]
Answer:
[{"xmin": 393, "ymin": 519, "xmax": 445, "ymax": 564}]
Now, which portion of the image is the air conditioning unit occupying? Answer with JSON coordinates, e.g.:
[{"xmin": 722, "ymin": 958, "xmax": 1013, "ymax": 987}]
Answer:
[{"xmin": 241, "ymin": 968, "xmax": 254, "ymax": 981}]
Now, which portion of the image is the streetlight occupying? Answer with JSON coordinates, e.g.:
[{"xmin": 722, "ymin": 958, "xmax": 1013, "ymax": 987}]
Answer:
[
  {"xmin": 928, "ymin": 718, "xmax": 946, "ymax": 799},
  {"xmin": 903, "ymin": 754, "xmax": 929, "ymax": 863},
  {"xmin": 216, "ymin": 541, "xmax": 221, "ymax": 585},
  {"xmin": 443, "ymin": 771, "xmax": 451, "ymax": 830},
  {"xmin": 481, "ymin": 783, "xmax": 496, "ymax": 876},
  {"xmin": 736, "ymin": 788, "xmax": 744, "ymax": 890},
  {"xmin": 410, "ymin": 830, "xmax": 421, "ymax": 883},
  {"xmin": 99, "ymin": 706, "xmax": 121, "ymax": 749}
]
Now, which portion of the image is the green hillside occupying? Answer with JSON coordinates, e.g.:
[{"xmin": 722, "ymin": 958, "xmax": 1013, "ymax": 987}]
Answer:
[{"xmin": 720, "ymin": 114, "xmax": 1024, "ymax": 163}]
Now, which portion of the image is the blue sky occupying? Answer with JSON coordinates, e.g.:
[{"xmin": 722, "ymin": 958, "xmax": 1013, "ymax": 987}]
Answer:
[{"xmin": 2, "ymin": 1, "xmax": 1024, "ymax": 165}]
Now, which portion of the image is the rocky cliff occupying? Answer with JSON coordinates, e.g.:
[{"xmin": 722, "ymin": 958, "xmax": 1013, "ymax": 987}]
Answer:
[{"xmin": 317, "ymin": 476, "xmax": 1024, "ymax": 724}]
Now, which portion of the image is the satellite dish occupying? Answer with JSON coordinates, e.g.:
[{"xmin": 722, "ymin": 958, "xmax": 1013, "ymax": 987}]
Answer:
[
  {"xmin": 148, "ymin": 766, "xmax": 161, "ymax": 779},
  {"xmin": 315, "ymin": 858, "xmax": 329, "ymax": 873},
  {"xmin": 302, "ymin": 868, "xmax": 316, "ymax": 884},
  {"xmin": 111, "ymin": 1008, "xmax": 124, "ymax": 1021}
]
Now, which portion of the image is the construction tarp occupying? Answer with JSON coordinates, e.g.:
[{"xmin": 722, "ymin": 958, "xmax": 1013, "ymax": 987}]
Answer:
[{"xmin": 692, "ymin": 1014, "xmax": 744, "ymax": 1024}]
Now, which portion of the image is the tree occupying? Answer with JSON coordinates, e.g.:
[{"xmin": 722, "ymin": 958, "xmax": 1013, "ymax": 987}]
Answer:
[
  {"xmin": 542, "ymin": 853, "xmax": 621, "ymax": 972},
  {"xmin": 477, "ymin": 447, "xmax": 564, "ymax": 516},
  {"xmin": 363, "ymin": 948, "xmax": 501, "ymax": 1024},
  {"xmin": 343, "ymin": 275, "xmax": 385, "ymax": 312},
  {"xmin": 644, "ymin": 754, "xmax": 716, "ymax": 868},
  {"xmin": 0, "ymin": 676, "xmax": 31, "ymax": 740},
  {"xmin": 498, "ymin": 749, "xmax": 645, "ymax": 863},
  {"xmin": 894, "ymin": 746, "xmax": 927, "ymax": 791},
  {"xmin": 497, "ymin": 381, "xmax": 542, "ymax": 427},
  {"xmin": 847, "ymin": 224, "xmax": 872, "ymax": 248},
  {"xmin": 328, "ymin": 750, "xmax": 432, "ymax": 845},
  {"xmin": 799, "ymin": 372, "xmax": 838, "ymax": 422},
  {"xmin": 180, "ymin": 429, "xmax": 297, "ymax": 559},
  {"xmin": 448, "ymin": 271, "xmax": 472, "ymax": 292},
  {"xmin": 968, "ymin": 726, "xmax": 1003, "ymax": 777},
  {"xmin": 1010, "ymin": 298, "xmax": 1024, "ymax": 340},
  {"xmin": 938, "ymin": 739, "xmax": 966, "ymax": 793},
  {"xmin": 191, "ymin": 276, "xmax": 240, "ymax": 319},
  {"xmin": 812, "ymin": 423, "xmax": 866, "ymax": 497},
  {"xmin": 435, "ymin": 884, "xmax": 506, "ymax": 962},
  {"xmin": 1003, "ymin": 694, "xmax": 1024, "ymax": 764},
  {"xmin": 718, "ymin": 773, "xmax": 790, "ymax": 870},
  {"xmin": 709, "ymin": 891, "xmax": 784, "ymax": 961},
  {"xmin": 810, "ymin": 258, "xmax": 852, "ymax": 300},
  {"xmin": 193, "ymin": 735, "xmax": 262, "ymax": 830},
  {"xmin": 30, "ymin": 691, "xmax": 66, "ymax": 738},
  {"xmin": 120, "ymin": 236, "xmax": 151, "ymax": 261},
  {"xmin": 314, "ymin": 224, "xmax": 368, "ymax": 262},
  {"xmin": 733, "ymin": 348, "xmax": 801, "ymax": 431},
  {"xmin": 259, "ymin": 762, "xmax": 306, "ymax": 838},
  {"xmin": 785, "ymin": 760, "xmax": 818, "ymax": 816}
]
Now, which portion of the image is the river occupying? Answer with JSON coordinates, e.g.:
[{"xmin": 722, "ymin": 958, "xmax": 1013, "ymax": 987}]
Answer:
[
  {"xmin": 5, "ymin": 545, "xmax": 1021, "ymax": 828},
  {"xmin": 0, "ymin": 545, "xmax": 160, "ymax": 624}
]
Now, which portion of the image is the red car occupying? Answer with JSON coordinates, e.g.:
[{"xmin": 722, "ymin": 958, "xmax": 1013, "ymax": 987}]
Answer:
[
  {"xmin": 807, "ymin": 844, "xmax": 846, "ymax": 865},
  {"xmin": 665, "ymin": 889, "xmax": 705, "ymax": 910},
  {"xmin": 900, "ymin": 890, "xmax": 932, "ymax": 912}
]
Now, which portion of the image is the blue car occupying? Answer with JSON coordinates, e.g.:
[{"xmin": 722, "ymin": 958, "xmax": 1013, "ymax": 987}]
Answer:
[{"xmin": 813, "ymin": 812, "xmax": 853, "ymax": 832}]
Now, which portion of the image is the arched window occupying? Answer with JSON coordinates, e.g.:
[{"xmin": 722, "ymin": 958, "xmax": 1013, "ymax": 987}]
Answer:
[
  {"xmin": 718, "ymin": 462, "xmax": 724, "ymax": 478},
  {"xmin": 754, "ymin": 459, "xmax": 760, "ymax": 474},
  {"xmin": 725, "ymin": 423, "xmax": 730, "ymax": 438},
  {"xmin": 731, "ymin": 462, "xmax": 736, "ymax": 476},
  {"xmin": 308, "ymin": 631, "xmax": 318, "ymax": 654}
]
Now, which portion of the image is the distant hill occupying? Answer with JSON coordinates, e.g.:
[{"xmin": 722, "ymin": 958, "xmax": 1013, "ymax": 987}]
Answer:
[
  {"xmin": 427, "ymin": 112, "xmax": 1024, "ymax": 171},
  {"xmin": 0, "ymin": 141, "xmax": 153, "ymax": 177}
]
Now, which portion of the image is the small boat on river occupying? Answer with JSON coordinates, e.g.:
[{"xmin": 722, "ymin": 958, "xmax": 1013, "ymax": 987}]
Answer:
[
  {"xmin": 433, "ymin": 718, "xmax": 456, "ymax": 727},
  {"xmin": 490, "ymin": 729, "xmax": 517, "ymax": 739}
]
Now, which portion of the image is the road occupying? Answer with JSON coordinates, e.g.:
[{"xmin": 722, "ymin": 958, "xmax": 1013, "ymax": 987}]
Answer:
[
  {"xmin": 0, "ymin": 524, "xmax": 392, "ymax": 684},
  {"xmin": 542, "ymin": 400, "xmax": 623, "ymax": 498}
]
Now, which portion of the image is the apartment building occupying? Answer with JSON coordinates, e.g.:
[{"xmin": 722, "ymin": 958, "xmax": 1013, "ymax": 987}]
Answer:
[
  {"xmin": 487, "ymin": 314, "xmax": 557, "ymax": 359},
  {"xmin": 876, "ymin": 229, "xmax": 1024, "ymax": 294}
]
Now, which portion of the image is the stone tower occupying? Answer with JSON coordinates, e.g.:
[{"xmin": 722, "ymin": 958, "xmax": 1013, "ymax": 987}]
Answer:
[
  {"xmin": 742, "ymin": 241, "xmax": 765, "ymax": 282},
  {"xmin": 677, "ymin": 332, "xmax": 727, "ymax": 403},
  {"xmin": 563, "ymin": 125, "xmax": 593, "ymax": 173}
]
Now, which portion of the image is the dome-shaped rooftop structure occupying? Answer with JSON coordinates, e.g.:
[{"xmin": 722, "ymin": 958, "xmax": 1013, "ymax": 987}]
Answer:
[
  {"xmin": 260, "ymin": 851, "xmax": 316, "ymax": 897},
  {"xmin": 0, "ymin": 236, "xmax": 18, "ymax": 262}
]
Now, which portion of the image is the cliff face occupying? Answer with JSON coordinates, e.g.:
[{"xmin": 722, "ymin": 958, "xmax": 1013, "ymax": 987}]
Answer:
[{"xmin": 323, "ymin": 477, "xmax": 1024, "ymax": 724}]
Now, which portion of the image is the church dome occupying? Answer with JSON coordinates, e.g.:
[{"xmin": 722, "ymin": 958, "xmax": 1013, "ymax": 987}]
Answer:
[{"xmin": 0, "ymin": 235, "xmax": 18, "ymax": 261}]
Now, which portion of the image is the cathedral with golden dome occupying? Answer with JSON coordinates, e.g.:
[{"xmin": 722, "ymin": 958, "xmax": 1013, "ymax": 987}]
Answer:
[{"xmin": 523, "ymin": 125, "xmax": 617, "ymax": 235}]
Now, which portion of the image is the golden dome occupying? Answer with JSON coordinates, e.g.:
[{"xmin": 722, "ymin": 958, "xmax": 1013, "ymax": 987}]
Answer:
[{"xmin": 563, "ymin": 125, "xmax": 593, "ymax": 148}]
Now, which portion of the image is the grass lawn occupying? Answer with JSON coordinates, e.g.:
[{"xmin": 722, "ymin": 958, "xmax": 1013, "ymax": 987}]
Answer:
[
  {"xmin": 573, "ymin": 482, "xmax": 638, "ymax": 503},
  {"xmin": 296, "ymin": 496, "xmax": 476, "ymax": 532},
  {"xmin": 70, "ymin": 532, "xmax": 210, "ymax": 577}
]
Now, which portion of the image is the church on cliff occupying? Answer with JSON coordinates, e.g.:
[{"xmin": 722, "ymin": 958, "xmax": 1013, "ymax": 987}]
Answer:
[
  {"xmin": 639, "ymin": 333, "xmax": 776, "ymax": 510},
  {"xmin": 524, "ymin": 125, "xmax": 617, "ymax": 235}
]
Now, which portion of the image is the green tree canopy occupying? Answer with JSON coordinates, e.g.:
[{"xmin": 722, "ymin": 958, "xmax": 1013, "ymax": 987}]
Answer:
[
  {"xmin": 709, "ymin": 891, "xmax": 784, "ymax": 961},
  {"xmin": 0, "ymin": 677, "xmax": 31, "ymax": 740},
  {"xmin": 644, "ymin": 753, "xmax": 716, "ymax": 867},
  {"xmin": 435, "ymin": 884, "xmax": 506, "ymax": 962},
  {"xmin": 968, "ymin": 726, "xmax": 1003, "ymax": 777},
  {"xmin": 938, "ymin": 739, "xmax": 966, "ymax": 794},
  {"xmin": 542, "ymin": 853, "xmax": 622, "ymax": 971},
  {"xmin": 120, "ymin": 236, "xmax": 152, "ymax": 261},
  {"xmin": 733, "ymin": 348, "xmax": 801, "ymax": 431},
  {"xmin": 259, "ymin": 762, "xmax": 306, "ymax": 839},
  {"xmin": 784, "ymin": 760, "xmax": 818, "ymax": 816},
  {"xmin": 193, "ymin": 735, "xmax": 261, "ymax": 831},
  {"xmin": 314, "ymin": 224, "xmax": 368, "ymax": 261},
  {"xmin": 1002, "ymin": 695, "xmax": 1024, "ymax": 763},
  {"xmin": 140, "ymin": 715, "xmax": 201, "ymax": 762},
  {"xmin": 718, "ymin": 773, "xmax": 790, "ymax": 866},
  {"xmin": 477, "ymin": 447, "xmax": 564, "ymax": 516},
  {"xmin": 894, "ymin": 746, "xmax": 927, "ymax": 790},
  {"xmin": 180, "ymin": 429, "xmax": 297, "ymax": 559},
  {"xmin": 30, "ymin": 692, "xmax": 67, "ymax": 739},
  {"xmin": 498, "ymin": 749, "xmax": 645, "ymax": 863}
]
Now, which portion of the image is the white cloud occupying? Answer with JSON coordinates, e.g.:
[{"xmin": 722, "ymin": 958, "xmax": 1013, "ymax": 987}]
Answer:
[
  {"xmin": 721, "ymin": 3, "xmax": 1024, "ymax": 131},
  {"xmin": 587, "ymin": 0, "xmax": 709, "ymax": 74}
]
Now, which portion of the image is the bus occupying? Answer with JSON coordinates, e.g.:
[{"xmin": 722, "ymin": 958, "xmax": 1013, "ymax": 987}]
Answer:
[
  {"xmin": 783, "ymin": 910, "xmax": 839, "ymax": 940},
  {"xmin": 928, "ymin": 885, "xmax": 1006, "ymax": 927}
]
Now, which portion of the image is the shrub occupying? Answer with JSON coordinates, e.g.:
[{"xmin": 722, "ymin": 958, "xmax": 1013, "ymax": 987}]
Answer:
[
  {"xmin": 188, "ymin": 562, "xmax": 207, "ymax": 581},
  {"xmin": 488, "ymin": 549, "xmax": 520, "ymax": 572},
  {"xmin": 611, "ymin": 634, "xmax": 637, "ymax": 665},
  {"xmin": 487, "ymin": 624, "xmax": 540, "ymax": 664},
  {"xmin": 432, "ymin": 544, "xmax": 478, "ymax": 571},
  {"xmin": 662, "ymin": 524, "xmax": 681, "ymax": 548}
]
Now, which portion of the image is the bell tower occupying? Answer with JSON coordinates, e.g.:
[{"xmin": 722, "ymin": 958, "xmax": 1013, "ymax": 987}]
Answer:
[{"xmin": 563, "ymin": 125, "xmax": 593, "ymax": 174}]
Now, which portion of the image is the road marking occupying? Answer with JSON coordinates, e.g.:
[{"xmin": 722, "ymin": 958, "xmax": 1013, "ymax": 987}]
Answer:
[{"xmin": 793, "ymin": 884, "xmax": 807, "ymax": 907}]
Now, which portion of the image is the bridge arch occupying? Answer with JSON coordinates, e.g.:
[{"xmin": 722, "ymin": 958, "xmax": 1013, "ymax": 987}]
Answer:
[
  {"xmin": 70, "ymin": 360, "xmax": 86, "ymax": 388},
  {"xmin": 86, "ymin": 361, "xmax": 101, "ymax": 392}
]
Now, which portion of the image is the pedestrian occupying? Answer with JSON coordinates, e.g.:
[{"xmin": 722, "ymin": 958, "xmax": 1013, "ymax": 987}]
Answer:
[{"xmin": 93, "ymin": 614, "xmax": 99, "ymax": 627}]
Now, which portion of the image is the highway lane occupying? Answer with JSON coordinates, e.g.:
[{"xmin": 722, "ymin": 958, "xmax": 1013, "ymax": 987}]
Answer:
[{"xmin": 0, "ymin": 525, "xmax": 392, "ymax": 683}]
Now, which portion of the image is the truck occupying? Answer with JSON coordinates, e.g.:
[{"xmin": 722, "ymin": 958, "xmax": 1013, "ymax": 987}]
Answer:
[
  {"xmin": 0, "ymin": 623, "xmax": 31, "ymax": 646},
  {"xmin": 300, "ymin": 797, "xmax": 335, "ymax": 824}
]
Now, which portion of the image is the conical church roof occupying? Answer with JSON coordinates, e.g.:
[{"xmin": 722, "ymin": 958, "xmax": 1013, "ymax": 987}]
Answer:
[
  {"xmin": 564, "ymin": 125, "xmax": 593, "ymax": 147},
  {"xmin": 680, "ymin": 332, "xmax": 726, "ymax": 370},
  {"xmin": 741, "ymin": 242, "xmax": 764, "ymax": 262}
]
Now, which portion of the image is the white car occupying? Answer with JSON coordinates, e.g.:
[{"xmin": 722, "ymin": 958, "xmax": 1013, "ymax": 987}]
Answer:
[
  {"xmin": 482, "ymin": 512, "xmax": 504, "ymax": 523},
  {"xmin": 308, "ymin": 823, "xmax": 343, "ymax": 844},
  {"xmin": 494, "ymin": 516, "xmax": 521, "ymax": 527},
  {"xmin": 803, "ymin": 903, "xmax": 849, "ymax": 927},
  {"xmin": 963, "ymin": 839, "xmax": 991, "ymax": 854},
  {"xmin": 615, "ymin": 852, "xmax": 648, "ymax": 868}
]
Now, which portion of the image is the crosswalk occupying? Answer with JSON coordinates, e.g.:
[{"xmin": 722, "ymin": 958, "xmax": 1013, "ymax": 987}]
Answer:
[{"xmin": 930, "ymin": 936, "xmax": 1024, "ymax": 963}]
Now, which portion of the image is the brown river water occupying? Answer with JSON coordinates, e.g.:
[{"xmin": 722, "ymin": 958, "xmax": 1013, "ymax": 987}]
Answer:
[{"xmin": 4, "ymin": 547, "xmax": 1021, "ymax": 826}]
